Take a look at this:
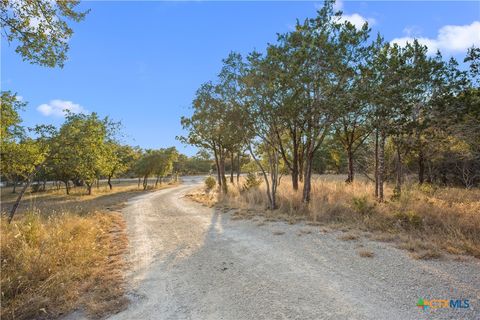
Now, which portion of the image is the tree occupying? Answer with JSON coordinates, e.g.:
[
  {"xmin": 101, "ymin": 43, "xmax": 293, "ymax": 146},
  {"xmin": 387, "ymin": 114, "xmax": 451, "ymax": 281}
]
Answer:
[
  {"xmin": 1, "ymin": 0, "xmax": 89, "ymax": 67},
  {"xmin": 153, "ymin": 147, "xmax": 178, "ymax": 187},
  {"xmin": 104, "ymin": 143, "xmax": 140, "ymax": 190},
  {"xmin": 291, "ymin": 2, "xmax": 372, "ymax": 202},
  {"xmin": 51, "ymin": 113, "xmax": 115, "ymax": 195},
  {"xmin": 180, "ymin": 82, "xmax": 234, "ymax": 194},
  {"xmin": 1, "ymin": 91, "xmax": 26, "ymax": 191},
  {"xmin": 332, "ymin": 38, "xmax": 375, "ymax": 183}
]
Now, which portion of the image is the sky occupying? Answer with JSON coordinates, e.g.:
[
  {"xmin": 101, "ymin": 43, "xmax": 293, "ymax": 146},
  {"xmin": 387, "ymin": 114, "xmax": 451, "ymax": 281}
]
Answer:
[{"xmin": 2, "ymin": 1, "xmax": 479, "ymax": 156}]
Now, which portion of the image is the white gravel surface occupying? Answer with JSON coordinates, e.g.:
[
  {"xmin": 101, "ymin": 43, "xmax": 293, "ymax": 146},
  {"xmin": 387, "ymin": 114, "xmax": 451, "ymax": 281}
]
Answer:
[{"xmin": 107, "ymin": 176, "xmax": 480, "ymax": 320}]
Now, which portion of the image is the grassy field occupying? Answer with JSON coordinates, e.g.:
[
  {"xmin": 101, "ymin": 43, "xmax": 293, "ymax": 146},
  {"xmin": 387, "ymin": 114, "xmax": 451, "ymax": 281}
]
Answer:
[
  {"xmin": 193, "ymin": 175, "xmax": 480, "ymax": 259},
  {"xmin": 0, "ymin": 180, "xmax": 177, "ymax": 320}
]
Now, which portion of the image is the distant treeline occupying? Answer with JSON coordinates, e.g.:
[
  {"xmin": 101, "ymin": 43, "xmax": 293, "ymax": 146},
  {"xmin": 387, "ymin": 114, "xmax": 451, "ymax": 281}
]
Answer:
[{"xmin": 0, "ymin": 104, "xmax": 214, "ymax": 196}]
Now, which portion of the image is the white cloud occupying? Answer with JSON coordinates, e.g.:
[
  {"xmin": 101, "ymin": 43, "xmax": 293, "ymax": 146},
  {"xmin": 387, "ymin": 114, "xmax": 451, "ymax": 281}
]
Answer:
[
  {"xmin": 391, "ymin": 21, "xmax": 480, "ymax": 55},
  {"xmin": 316, "ymin": 0, "xmax": 343, "ymax": 11},
  {"xmin": 333, "ymin": 0, "xmax": 343, "ymax": 11},
  {"xmin": 339, "ymin": 13, "xmax": 376, "ymax": 29},
  {"xmin": 37, "ymin": 99, "xmax": 88, "ymax": 117}
]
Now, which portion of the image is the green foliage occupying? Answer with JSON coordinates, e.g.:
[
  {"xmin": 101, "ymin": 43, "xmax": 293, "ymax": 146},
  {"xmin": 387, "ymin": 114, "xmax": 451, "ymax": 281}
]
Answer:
[
  {"xmin": 1, "ymin": 91, "xmax": 25, "ymax": 144},
  {"xmin": 49, "ymin": 113, "xmax": 117, "ymax": 193},
  {"xmin": 204, "ymin": 176, "xmax": 216, "ymax": 191},
  {"xmin": 352, "ymin": 196, "xmax": 375, "ymax": 216},
  {"xmin": 417, "ymin": 183, "xmax": 437, "ymax": 195},
  {"xmin": 176, "ymin": 153, "xmax": 213, "ymax": 175},
  {"xmin": 242, "ymin": 172, "xmax": 261, "ymax": 192},
  {"xmin": 0, "ymin": 0, "xmax": 89, "ymax": 68},
  {"xmin": 394, "ymin": 211, "xmax": 423, "ymax": 230}
]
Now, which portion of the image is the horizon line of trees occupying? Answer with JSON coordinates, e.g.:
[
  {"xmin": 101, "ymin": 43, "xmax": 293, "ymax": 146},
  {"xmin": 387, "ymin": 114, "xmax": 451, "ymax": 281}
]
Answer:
[{"xmin": 180, "ymin": 1, "xmax": 480, "ymax": 209}]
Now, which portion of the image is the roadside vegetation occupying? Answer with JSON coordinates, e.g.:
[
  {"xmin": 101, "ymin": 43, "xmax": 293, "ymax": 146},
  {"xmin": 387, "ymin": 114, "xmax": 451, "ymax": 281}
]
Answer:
[
  {"xmin": 1, "ymin": 211, "xmax": 128, "ymax": 320},
  {"xmin": 214, "ymin": 176, "xmax": 480, "ymax": 259},
  {"xmin": 0, "ymin": 2, "xmax": 214, "ymax": 318},
  {"xmin": 181, "ymin": 1, "xmax": 480, "ymax": 259}
]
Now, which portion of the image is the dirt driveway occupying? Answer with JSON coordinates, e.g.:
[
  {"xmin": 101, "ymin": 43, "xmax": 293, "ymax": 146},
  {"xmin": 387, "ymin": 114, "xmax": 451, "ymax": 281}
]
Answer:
[{"xmin": 109, "ymin": 176, "xmax": 480, "ymax": 320}]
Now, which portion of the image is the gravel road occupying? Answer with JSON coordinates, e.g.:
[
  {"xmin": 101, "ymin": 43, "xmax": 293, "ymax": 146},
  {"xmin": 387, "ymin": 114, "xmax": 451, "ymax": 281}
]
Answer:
[{"xmin": 109, "ymin": 176, "xmax": 480, "ymax": 320}]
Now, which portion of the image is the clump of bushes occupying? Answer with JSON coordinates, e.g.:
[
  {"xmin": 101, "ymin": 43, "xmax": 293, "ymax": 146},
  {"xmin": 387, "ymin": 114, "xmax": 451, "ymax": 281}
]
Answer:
[
  {"xmin": 204, "ymin": 176, "xmax": 217, "ymax": 191},
  {"xmin": 394, "ymin": 210, "xmax": 423, "ymax": 230},
  {"xmin": 352, "ymin": 196, "xmax": 375, "ymax": 216},
  {"xmin": 242, "ymin": 172, "xmax": 261, "ymax": 192},
  {"xmin": 417, "ymin": 183, "xmax": 437, "ymax": 195}
]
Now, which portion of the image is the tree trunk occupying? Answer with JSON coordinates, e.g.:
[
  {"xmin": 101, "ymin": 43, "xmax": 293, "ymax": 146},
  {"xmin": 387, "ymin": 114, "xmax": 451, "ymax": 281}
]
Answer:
[
  {"xmin": 86, "ymin": 183, "xmax": 92, "ymax": 195},
  {"xmin": 236, "ymin": 151, "xmax": 241, "ymax": 184},
  {"xmin": 8, "ymin": 178, "xmax": 32, "ymax": 223},
  {"xmin": 248, "ymin": 144, "xmax": 273, "ymax": 209},
  {"xmin": 137, "ymin": 177, "xmax": 141, "ymax": 188},
  {"xmin": 230, "ymin": 151, "xmax": 234, "ymax": 184},
  {"xmin": 155, "ymin": 175, "xmax": 160, "ymax": 187},
  {"xmin": 346, "ymin": 147, "xmax": 354, "ymax": 183},
  {"xmin": 108, "ymin": 175, "xmax": 113, "ymax": 190},
  {"xmin": 213, "ymin": 146, "xmax": 222, "ymax": 188},
  {"xmin": 219, "ymin": 150, "xmax": 228, "ymax": 194},
  {"xmin": 298, "ymin": 144, "xmax": 304, "ymax": 183},
  {"xmin": 12, "ymin": 176, "xmax": 17, "ymax": 193},
  {"xmin": 143, "ymin": 175, "xmax": 148, "ymax": 190},
  {"xmin": 291, "ymin": 142, "xmax": 299, "ymax": 191},
  {"xmin": 270, "ymin": 150, "xmax": 279, "ymax": 209},
  {"xmin": 42, "ymin": 179, "xmax": 47, "ymax": 191},
  {"xmin": 394, "ymin": 145, "xmax": 402, "ymax": 197},
  {"xmin": 64, "ymin": 180, "xmax": 70, "ymax": 195},
  {"xmin": 291, "ymin": 168, "xmax": 299, "ymax": 191},
  {"xmin": 378, "ymin": 130, "xmax": 385, "ymax": 202},
  {"xmin": 418, "ymin": 149, "xmax": 425, "ymax": 184},
  {"xmin": 302, "ymin": 138, "xmax": 314, "ymax": 203},
  {"xmin": 375, "ymin": 129, "xmax": 379, "ymax": 198}
]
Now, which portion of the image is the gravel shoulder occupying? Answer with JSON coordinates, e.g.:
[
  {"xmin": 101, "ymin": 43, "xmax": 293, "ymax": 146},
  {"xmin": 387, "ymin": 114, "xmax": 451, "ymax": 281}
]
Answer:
[{"xmin": 109, "ymin": 177, "xmax": 480, "ymax": 320}]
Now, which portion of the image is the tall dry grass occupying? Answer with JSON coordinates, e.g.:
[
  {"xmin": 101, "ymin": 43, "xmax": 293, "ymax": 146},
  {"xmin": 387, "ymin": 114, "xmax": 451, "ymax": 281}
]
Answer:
[
  {"xmin": 220, "ymin": 175, "xmax": 480, "ymax": 258},
  {"xmin": 0, "ymin": 211, "xmax": 128, "ymax": 320}
]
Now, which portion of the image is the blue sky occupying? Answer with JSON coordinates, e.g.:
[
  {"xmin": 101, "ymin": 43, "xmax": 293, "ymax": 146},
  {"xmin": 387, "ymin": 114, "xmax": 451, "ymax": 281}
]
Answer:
[{"xmin": 2, "ymin": 1, "xmax": 479, "ymax": 156}]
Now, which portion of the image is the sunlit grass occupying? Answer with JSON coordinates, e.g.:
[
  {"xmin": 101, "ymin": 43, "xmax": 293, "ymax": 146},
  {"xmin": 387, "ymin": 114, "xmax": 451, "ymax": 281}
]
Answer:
[
  {"xmin": 216, "ymin": 175, "xmax": 480, "ymax": 258},
  {"xmin": 0, "ymin": 212, "xmax": 128, "ymax": 320}
]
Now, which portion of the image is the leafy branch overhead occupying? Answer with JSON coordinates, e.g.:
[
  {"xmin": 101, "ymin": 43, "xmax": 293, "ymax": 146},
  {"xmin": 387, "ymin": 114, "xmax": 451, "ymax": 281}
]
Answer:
[{"xmin": 0, "ymin": 0, "xmax": 89, "ymax": 68}]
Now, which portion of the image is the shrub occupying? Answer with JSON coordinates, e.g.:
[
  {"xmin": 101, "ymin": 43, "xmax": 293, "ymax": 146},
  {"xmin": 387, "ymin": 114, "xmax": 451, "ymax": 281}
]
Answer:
[
  {"xmin": 352, "ymin": 196, "xmax": 375, "ymax": 216},
  {"xmin": 394, "ymin": 211, "xmax": 423, "ymax": 230},
  {"xmin": 242, "ymin": 172, "xmax": 261, "ymax": 192},
  {"xmin": 204, "ymin": 176, "xmax": 216, "ymax": 191},
  {"xmin": 418, "ymin": 183, "xmax": 437, "ymax": 195}
]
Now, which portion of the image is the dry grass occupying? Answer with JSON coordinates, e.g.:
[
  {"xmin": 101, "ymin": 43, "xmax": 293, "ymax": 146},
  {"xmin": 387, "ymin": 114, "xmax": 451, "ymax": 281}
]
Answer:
[
  {"xmin": 272, "ymin": 230, "xmax": 285, "ymax": 235},
  {"xmin": 358, "ymin": 249, "xmax": 375, "ymax": 258},
  {"xmin": 0, "ymin": 181, "xmax": 179, "ymax": 319},
  {"xmin": 184, "ymin": 189, "xmax": 218, "ymax": 208},
  {"xmin": 201, "ymin": 175, "xmax": 480, "ymax": 259},
  {"xmin": 0, "ymin": 212, "xmax": 128, "ymax": 320}
]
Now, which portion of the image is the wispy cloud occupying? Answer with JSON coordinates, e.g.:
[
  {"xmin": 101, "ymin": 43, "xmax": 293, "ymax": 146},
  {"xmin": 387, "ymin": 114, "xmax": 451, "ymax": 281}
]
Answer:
[
  {"xmin": 315, "ymin": 0, "xmax": 343, "ymax": 11},
  {"xmin": 315, "ymin": 0, "xmax": 375, "ymax": 30},
  {"xmin": 391, "ymin": 21, "xmax": 480, "ymax": 55},
  {"xmin": 339, "ymin": 13, "xmax": 375, "ymax": 29},
  {"xmin": 333, "ymin": 0, "xmax": 343, "ymax": 11},
  {"xmin": 37, "ymin": 99, "xmax": 88, "ymax": 117}
]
